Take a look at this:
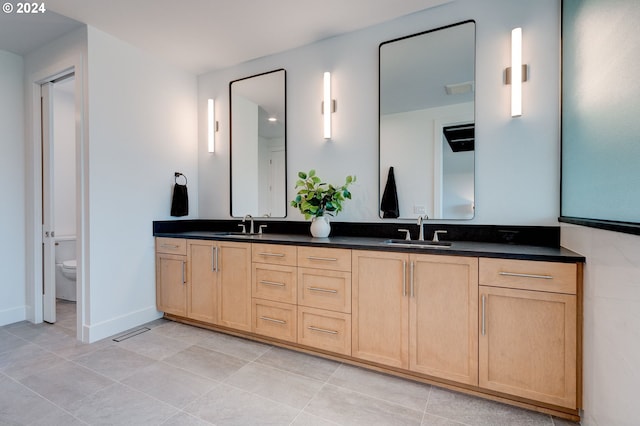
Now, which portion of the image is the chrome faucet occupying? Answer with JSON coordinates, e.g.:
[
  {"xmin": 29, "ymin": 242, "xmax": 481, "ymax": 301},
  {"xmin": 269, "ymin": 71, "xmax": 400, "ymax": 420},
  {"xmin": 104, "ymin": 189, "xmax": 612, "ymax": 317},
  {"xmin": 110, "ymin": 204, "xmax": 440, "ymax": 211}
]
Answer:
[
  {"xmin": 417, "ymin": 215, "xmax": 425, "ymax": 241},
  {"xmin": 243, "ymin": 214, "xmax": 254, "ymax": 234}
]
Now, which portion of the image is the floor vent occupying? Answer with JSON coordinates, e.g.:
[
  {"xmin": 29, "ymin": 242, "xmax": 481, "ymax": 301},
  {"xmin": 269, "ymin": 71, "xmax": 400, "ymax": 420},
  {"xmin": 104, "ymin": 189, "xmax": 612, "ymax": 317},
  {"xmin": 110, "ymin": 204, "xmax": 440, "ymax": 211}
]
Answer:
[{"xmin": 112, "ymin": 327, "xmax": 151, "ymax": 342}]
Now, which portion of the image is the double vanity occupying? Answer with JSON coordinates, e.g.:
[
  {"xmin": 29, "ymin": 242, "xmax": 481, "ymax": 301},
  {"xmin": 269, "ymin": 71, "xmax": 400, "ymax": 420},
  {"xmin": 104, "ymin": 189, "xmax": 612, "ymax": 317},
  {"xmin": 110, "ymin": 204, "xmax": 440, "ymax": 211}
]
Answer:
[{"xmin": 154, "ymin": 221, "xmax": 584, "ymax": 421}]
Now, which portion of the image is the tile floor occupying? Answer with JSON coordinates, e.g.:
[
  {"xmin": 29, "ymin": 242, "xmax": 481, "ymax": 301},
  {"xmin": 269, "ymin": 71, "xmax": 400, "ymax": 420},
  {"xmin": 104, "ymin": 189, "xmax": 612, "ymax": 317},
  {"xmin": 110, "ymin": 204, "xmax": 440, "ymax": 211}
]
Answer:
[{"xmin": 0, "ymin": 300, "xmax": 580, "ymax": 425}]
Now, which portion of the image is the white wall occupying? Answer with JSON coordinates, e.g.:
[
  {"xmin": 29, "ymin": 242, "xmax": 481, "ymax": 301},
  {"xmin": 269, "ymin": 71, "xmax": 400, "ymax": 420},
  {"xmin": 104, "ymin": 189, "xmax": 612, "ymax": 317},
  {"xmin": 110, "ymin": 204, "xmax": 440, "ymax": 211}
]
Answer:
[
  {"xmin": 198, "ymin": 0, "xmax": 560, "ymax": 225},
  {"xmin": 53, "ymin": 80, "xmax": 76, "ymax": 237},
  {"xmin": 85, "ymin": 27, "xmax": 198, "ymax": 341},
  {"xmin": 561, "ymin": 226, "xmax": 640, "ymax": 426},
  {"xmin": 0, "ymin": 50, "xmax": 26, "ymax": 325}
]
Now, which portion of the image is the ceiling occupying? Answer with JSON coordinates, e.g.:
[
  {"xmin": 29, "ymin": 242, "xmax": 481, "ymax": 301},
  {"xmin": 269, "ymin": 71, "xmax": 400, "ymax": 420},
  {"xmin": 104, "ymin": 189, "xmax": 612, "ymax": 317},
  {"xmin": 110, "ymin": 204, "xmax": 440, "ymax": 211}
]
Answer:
[{"xmin": 0, "ymin": 0, "xmax": 452, "ymax": 75}]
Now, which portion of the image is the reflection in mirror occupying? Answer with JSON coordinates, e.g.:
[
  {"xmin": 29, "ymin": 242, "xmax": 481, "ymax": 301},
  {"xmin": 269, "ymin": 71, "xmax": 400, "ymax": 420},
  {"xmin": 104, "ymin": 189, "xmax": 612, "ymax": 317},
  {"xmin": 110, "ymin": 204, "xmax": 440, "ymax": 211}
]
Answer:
[
  {"xmin": 230, "ymin": 69, "xmax": 286, "ymax": 218},
  {"xmin": 379, "ymin": 21, "xmax": 475, "ymax": 220}
]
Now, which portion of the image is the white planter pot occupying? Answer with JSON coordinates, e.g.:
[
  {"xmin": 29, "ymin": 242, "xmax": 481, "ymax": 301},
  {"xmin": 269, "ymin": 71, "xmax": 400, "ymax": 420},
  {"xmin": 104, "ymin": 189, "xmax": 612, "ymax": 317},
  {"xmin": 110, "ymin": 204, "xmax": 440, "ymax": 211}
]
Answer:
[{"xmin": 310, "ymin": 216, "xmax": 331, "ymax": 238}]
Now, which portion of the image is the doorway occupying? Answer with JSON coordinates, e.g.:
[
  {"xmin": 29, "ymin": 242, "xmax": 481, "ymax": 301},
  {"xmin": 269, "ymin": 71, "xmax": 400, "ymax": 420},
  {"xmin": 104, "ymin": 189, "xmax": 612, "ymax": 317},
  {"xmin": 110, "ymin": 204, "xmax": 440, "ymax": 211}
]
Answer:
[{"xmin": 41, "ymin": 73, "xmax": 78, "ymax": 329}]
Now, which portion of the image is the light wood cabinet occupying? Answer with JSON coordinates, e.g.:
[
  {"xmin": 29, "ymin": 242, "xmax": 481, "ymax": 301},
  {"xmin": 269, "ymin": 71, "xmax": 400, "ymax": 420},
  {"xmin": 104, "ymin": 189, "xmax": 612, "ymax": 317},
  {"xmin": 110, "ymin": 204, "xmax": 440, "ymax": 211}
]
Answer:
[
  {"xmin": 252, "ymin": 298, "xmax": 297, "ymax": 342},
  {"xmin": 216, "ymin": 241, "xmax": 252, "ymax": 331},
  {"xmin": 156, "ymin": 238, "xmax": 187, "ymax": 316},
  {"xmin": 187, "ymin": 240, "xmax": 217, "ymax": 323},
  {"xmin": 298, "ymin": 306, "xmax": 351, "ymax": 355},
  {"xmin": 479, "ymin": 259, "xmax": 578, "ymax": 408},
  {"xmin": 352, "ymin": 250, "xmax": 478, "ymax": 385}
]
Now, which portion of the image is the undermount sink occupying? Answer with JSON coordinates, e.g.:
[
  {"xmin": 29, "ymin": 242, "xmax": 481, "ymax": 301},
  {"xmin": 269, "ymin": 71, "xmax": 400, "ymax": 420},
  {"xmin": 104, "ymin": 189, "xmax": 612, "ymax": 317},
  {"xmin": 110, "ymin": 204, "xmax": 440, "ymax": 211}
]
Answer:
[{"xmin": 384, "ymin": 239, "xmax": 452, "ymax": 248}]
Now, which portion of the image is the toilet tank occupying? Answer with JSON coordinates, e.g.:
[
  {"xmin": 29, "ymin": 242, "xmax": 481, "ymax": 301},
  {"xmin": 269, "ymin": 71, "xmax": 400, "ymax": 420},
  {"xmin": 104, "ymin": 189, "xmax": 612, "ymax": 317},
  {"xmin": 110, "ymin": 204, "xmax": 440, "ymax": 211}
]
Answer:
[{"xmin": 54, "ymin": 237, "xmax": 76, "ymax": 263}]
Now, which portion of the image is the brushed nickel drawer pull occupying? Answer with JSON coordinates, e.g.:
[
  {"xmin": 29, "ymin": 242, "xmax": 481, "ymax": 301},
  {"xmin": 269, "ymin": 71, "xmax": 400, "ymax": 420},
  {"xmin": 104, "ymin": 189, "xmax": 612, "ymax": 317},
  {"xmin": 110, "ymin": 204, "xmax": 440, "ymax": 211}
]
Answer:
[
  {"xmin": 258, "ymin": 252, "xmax": 285, "ymax": 257},
  {"xmin": 259, "ymin": 316, "xmax": 286, "ymax": 324},
  {"xmin": 499, "ymin": 271, "xmax": 553, "ymax": 280},
  {"xmin": 260, "ymin": 280, "xmax": 285, "ymax": 287},
  {"xmin": 481, "ymin": 294, "xmax": 486, "ymax": 336},
  {"xmin": 308, "ymin": 326, "xmax": 338, "ymax": 335},
  {"xmin": 403, "ymin": 260, "xmax": 407, "ymax": 297},
  {"xmin": 309, "ymin": 287, "xmax": 337, "ymax": 294},
  {"xmin": 160, "ymin": 244, "xmax": 180, "ymax": 249},
  {"xmin": 182, "ymin": 261, "xmax": 186, "ymax": 284},
  {"xmin": 307, "ymin": 256, "xmax": 338, "ymax": 262}
]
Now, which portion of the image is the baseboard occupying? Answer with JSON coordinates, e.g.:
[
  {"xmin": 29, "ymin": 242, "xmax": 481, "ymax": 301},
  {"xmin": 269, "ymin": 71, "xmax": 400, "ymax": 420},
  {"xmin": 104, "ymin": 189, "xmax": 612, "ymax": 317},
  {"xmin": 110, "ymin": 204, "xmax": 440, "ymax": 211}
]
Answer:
[
  {"xmin": 82, "ymin": 306, "xmax": 163, "ymax": 343},
  {"xmin": 0, "ymin": 305, "xmax": 27, "ymax": 326}
]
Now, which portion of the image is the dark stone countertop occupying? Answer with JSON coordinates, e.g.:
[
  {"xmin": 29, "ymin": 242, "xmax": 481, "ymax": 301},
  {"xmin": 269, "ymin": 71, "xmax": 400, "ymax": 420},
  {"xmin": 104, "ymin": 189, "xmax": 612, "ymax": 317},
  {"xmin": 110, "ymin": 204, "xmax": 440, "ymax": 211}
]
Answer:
[{"xmin": 153, "ymin": 230, "xmax": 585, "ymax": 263}]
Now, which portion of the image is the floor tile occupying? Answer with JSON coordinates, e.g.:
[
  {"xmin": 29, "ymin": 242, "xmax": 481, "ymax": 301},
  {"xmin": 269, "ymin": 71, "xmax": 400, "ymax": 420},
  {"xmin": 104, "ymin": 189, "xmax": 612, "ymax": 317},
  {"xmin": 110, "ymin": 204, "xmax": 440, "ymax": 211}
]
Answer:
[
  {"xmin": 328, "ymin": 364, "xmax": 431, "ymax": 411},
  {"xmin": 0, "ymin": 342, "xmax": 67, "ymax": 381},
  {"xmin": 425, "ymin": 387, "xmax": 553, "ymax": 426},
  {"xmin": 122, "ymin": 361, "xmax": 218, "ymax": 409},
  {"xmin": 290, "ymin": 411, "xmax": 341, "ymax": 425},
  {"xmin": 115, "ymin": 328, "xmax": 192, "ymax": 360},
  {"xmin": 160, "ymin": 411, "xmax": 214, "ymax": 425},
  {"xmin": 195, "ymin": 330, "xmax": 272, "ymax": 361},
  {"xmin": 74, "ymin": 344, "xmax": 157, "ymax": 381},
  {"xmin": 151, "ymin": 321, "xmax": 215, "ymax": 344},
  {"xmin": 70, "ymin": 382, "xmax": 178, "ymax": 425},
  {"xmin": 163, "ymin": 344, "xmax": 247, "ymax": 381},
  {"xmin": 19, "ymin": 360, "xmax": 115, "ymax": 410},
  {"xmin": 0, "ymin": 329, "xmax": 31, "ymax": 354},
  {"xmin": 304, "ymin": 383, "xmax": 424, "ymax": 426},
  {"xmin": 421, "ymin": 413, "xmax": 469, "ymax": 425},
  {"xmin": 225, "ymin": 362, "xmax": 324, "ymax": 409},
  {"xmin": 184, "ymin": 383, "xmax": 300, "ymax": 425},
  {"xmin": 255, "ymin": 346, "xmax": 341, "ymax": 381},
  {"xmin": 0, "ymin": 374, "xmax": 62, "ymax": 424},
  {"xmin": 28, "ymin": 408, "xmax": 87, "ymax": 426}
]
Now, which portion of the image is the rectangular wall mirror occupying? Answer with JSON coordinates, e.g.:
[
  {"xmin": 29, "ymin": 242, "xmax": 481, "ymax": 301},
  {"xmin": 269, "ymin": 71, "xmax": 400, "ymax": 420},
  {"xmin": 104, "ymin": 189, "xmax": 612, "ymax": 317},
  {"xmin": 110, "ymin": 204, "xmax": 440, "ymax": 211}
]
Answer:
[
  {"xmin": 379, "ymin": 21, "xmax": 476, "ymax": 220},
  {"xmin": 230, "ymin": 69, "xmax": 287, "ymax": 218}
]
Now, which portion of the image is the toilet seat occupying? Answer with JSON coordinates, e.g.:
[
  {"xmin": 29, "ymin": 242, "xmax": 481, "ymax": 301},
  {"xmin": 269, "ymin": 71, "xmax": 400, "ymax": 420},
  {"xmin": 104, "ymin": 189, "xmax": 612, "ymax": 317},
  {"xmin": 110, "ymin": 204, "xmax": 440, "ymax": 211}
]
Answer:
[{"xmin": 62, "ymin": 260, "xmax": 76, "ymax": 270}]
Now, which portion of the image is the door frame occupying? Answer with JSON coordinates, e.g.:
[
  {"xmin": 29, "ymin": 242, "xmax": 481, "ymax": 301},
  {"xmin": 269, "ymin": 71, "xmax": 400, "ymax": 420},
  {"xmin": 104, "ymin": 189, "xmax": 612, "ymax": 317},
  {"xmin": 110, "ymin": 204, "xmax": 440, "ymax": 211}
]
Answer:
[{"xmin": 26, "ymin": 54, "xmax": 89, "ymax": 342}]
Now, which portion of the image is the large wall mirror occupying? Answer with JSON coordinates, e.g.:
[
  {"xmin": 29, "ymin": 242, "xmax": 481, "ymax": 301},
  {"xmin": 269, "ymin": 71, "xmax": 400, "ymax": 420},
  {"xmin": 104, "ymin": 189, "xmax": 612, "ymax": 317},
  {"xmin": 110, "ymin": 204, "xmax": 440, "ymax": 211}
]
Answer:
[
  {"xmin": 379, "ymin": 21, "xmax": 476, "ymax": 220},
  {"xmin": 230, "ymin": 69, "xmax": 287, "ymax": 218}
]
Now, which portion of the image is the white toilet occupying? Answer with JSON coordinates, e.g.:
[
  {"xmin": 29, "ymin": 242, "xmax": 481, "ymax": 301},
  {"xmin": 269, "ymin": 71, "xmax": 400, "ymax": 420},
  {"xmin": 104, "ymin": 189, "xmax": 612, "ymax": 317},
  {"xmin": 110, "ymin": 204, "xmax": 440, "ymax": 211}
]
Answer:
[{"xmin": 55, "ymin": 238, "xmax": 77, "ymax": 301}]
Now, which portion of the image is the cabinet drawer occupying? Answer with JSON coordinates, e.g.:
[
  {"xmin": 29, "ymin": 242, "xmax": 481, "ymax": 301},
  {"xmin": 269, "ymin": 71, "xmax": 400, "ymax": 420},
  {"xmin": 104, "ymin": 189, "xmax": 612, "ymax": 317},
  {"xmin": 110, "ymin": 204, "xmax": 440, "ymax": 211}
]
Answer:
[
  {"xmin": 252, "ymin": 299, "xmax": 297, "ymax": 343},
  {"xmin": 479, "ymin": 258, "xmax": 577, "ymax": 295},
  {"xmin": 156, "ymin": 237, "xmax": 187, "ymax": 255},
  {"xmin": 298, "ymin": 307, "xmax": 351, "ymax": 356},
  {"xmin": 252, "ymin": 244, "xmax": 297, "ymax": 266},
  {"xmin": 297, "ymin": 247, "xmax": 351, "ymax": 271},
  {"xmin": 298, "ymin": 268, "xmax": 351, "ymax": 313},
  {"xmin": 253, "ymin": 264, "xmax": 297, "ymax": 304}
]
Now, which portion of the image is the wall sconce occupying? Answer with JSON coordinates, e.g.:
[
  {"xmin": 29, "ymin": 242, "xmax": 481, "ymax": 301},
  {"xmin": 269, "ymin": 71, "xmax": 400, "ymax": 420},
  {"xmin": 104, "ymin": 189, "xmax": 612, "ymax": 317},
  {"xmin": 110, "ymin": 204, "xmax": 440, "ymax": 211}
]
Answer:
[
  {"xmin": 323, "ymin": 72, "xmax": 336, "ymax": 139},
  {"xmin": 505, "ymin": 28, "xmax": 529, "ymax": 117},
  {"xmin": 207, "ymin": 98, "xmax": 218, "ymax": 153}
]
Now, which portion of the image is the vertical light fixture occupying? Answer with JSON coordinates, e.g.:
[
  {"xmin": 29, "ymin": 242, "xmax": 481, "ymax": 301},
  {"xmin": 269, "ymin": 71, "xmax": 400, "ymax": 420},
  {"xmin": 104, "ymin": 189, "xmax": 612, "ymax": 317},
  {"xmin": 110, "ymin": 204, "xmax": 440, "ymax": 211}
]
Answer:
[
  {"xmin": 511, "ymin": 28, "xmax": 523, "ymax": 117},
  {"xmin": 207, "ymin": 98, "xmax": 215, "ymax": 153},
  {"xmin": 506, "ymin": 28, "xmax": 529, "ymax": 118},
  {"xmin": 323, "ymin": 72, "xmax": 333, "ymax": 139}
]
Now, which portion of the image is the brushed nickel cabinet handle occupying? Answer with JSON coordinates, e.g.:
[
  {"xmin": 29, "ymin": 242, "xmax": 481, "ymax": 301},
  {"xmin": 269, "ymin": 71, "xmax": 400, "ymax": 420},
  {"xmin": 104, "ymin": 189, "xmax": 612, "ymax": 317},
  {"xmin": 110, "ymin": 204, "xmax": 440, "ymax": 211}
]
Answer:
[
  {"xmin": 182, "ymin": 261, "xmax": 186, "ymax": 284},
  {"xmin": 499, "ymin": 271, "xmax": 553, "ymax": 280},
  {"xmin": 410, "ymin": 261, "xmax": 415, "ymax": 298},
  {"xmin": 402, "ymin": 260, "xmax": 407, "ymax": 297},
  {"xmin": 308, "ymin": 326, "xmax": 338, "ymax": 335},
  {"xmin": 481, "ymin": 294, "xmax": 486, "ymax": 336},
  {"xmin": 260, "ymin": 316, "xmax": 286, "ymax": 324},
  {"xmin": 160, "ymin": 243, "xmax": 180, "ymax": 249},
  {"xmin": 260, "ymin": 280, "xmax": 285, "ymax": 287},
  {"xmin": 309, "ymin": 287, "xmax": 337, "ymax": 294},
  {"xmin": 307, "ymin": 256, "xmax": 338, "ymax": 262},
  {"xmin": 258, "ymin": 252, "xmax": 285, "ymax": 257},
  {"xmin": 211, "ymin": 247, "xmax": 215, "ymax": 272}
]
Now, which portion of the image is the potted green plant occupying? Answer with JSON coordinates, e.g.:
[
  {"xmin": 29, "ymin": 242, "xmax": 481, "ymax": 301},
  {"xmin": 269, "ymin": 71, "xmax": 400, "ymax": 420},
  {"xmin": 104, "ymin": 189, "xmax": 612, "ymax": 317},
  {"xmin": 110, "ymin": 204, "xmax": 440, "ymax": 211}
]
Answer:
[{"xmin": 291, "ymin": 169, "xmax": 356, "ymax": 237}]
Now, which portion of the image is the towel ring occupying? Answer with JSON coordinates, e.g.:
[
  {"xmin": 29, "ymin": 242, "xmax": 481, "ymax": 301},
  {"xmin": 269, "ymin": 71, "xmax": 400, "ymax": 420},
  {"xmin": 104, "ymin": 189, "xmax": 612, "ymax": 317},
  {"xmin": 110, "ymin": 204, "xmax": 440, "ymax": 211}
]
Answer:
[{"xmin": 174, "ymin": 172, "xmax": 187, "ymax": 185}]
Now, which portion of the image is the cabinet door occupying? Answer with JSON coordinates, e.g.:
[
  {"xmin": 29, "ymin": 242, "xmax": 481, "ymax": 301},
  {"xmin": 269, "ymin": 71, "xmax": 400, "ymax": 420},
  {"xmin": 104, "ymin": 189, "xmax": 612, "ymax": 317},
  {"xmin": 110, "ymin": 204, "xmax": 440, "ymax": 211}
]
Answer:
[
  {"xmin": 479, "ymin": 285, "xmax": 577, "ymax": 408},
  {"xmin": 156, "ymin": 253, "xmax": 187, "ymax": 316},
  {"xmin": 187, "ymin": 240, "xmax": 217, "ymax": 323},
  {"xmin": 410, "ymin": 255, "xmax": 478, "ymax": 385},
  {"xmin": 352, "ymin": 250, "xmax": 408, "ymax": 369},
  {"xmin": 217, "ymin": 241, "xmax": 252, "ymax": 331}
]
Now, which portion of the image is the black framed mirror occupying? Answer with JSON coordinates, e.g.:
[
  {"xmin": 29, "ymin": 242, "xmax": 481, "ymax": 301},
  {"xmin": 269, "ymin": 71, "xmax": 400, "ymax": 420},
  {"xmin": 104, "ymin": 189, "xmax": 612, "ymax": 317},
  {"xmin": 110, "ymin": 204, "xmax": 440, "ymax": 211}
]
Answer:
[
  {"xmin": 230, "ymin": 69, "xmax": 287, "ymax": 218},
  {"xmin": 379, "ymin": 21, "xmax": 476, "ymax": 220}
]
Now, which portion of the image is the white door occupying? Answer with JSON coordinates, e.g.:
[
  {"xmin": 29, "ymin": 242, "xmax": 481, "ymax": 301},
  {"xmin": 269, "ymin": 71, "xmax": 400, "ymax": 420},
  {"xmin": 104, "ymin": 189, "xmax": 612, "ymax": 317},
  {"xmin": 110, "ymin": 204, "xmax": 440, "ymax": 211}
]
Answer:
[{"xmin": 41, "ymin": 82, "xmax": 56, "ymax": 323}]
